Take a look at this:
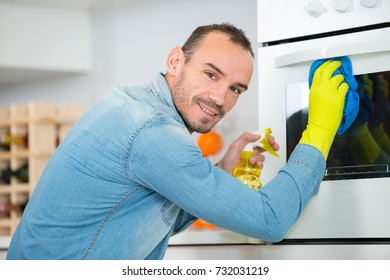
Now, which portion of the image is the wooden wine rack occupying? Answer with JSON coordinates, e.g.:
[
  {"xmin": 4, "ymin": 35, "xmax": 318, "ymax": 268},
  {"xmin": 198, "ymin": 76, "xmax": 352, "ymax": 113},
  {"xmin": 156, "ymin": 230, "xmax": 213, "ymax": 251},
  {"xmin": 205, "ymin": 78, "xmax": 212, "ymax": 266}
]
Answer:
[{"xmin": 0, "ymin": 102, "xmax": 83, "ymax": 236}]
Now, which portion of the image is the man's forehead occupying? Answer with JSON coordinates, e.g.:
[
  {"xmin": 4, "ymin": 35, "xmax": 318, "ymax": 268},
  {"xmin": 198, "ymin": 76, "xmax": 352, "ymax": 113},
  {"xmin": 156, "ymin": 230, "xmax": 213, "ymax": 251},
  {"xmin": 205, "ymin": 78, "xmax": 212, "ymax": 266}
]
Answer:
[{"xmin": 199, "ymin": 31, "xmax": 231, "ymax": 46}]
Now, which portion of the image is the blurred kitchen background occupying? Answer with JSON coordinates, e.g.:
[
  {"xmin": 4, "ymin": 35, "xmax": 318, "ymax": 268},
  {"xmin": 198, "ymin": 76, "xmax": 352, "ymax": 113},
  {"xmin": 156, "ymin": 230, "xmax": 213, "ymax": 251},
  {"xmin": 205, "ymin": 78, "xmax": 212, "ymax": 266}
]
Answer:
[
  {"xmin": 0, "ymin": 0, "xmax": 259, "ymax": 157},
  {"xmin": 0, "ymin": 0, "xmax": 259, "ymax": 260}
]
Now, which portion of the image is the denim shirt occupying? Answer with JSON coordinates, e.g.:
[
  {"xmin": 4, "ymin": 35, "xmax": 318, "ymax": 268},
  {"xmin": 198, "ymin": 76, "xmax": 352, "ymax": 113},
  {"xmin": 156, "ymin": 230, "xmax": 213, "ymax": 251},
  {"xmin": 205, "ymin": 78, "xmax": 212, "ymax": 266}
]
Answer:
[{"xmin": 7, "ymin": 73, "xmax": 325, "ymax": 260}]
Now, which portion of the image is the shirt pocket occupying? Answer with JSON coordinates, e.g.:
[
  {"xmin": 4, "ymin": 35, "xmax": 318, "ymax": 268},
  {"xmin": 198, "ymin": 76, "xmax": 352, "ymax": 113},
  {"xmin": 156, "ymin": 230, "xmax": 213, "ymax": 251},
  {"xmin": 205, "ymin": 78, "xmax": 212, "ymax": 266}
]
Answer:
[{"xmin": 160, "ymin": 199, "xmax": 180, "ymax": 225}]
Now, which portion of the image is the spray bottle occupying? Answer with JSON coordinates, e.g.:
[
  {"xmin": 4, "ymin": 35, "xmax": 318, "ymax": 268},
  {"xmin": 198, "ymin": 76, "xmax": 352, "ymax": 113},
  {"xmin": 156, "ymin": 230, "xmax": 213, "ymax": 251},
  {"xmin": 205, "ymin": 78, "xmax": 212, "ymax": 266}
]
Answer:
[{"xmin": 232, "ymin": 128, "xmax": 279, "ymax": 191}]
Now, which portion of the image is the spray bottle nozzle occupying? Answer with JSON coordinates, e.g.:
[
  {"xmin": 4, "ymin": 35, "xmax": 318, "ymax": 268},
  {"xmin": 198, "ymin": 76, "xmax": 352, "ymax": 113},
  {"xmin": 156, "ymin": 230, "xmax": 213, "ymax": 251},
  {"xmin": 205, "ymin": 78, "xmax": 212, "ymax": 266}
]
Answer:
[{"xmin": 258, "ymin": 128, "xmax": 279, "ymax": 157}]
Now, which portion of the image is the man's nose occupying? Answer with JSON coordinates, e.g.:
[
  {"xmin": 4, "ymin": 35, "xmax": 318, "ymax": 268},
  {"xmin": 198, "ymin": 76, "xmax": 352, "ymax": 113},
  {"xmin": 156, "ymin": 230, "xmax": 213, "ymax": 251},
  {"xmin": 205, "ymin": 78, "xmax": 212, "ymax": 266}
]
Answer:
[{"xmin": 209, "ymin": 85, "xmax": 228, "ymax": 106}]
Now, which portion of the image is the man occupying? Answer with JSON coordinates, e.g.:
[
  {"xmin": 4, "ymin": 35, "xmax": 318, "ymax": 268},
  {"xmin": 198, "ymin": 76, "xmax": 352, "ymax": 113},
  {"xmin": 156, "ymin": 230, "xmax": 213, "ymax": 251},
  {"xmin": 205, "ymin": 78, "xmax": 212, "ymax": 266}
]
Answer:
[{"xmin": 7, "ymin": 23, "xmax": 348, "ymax": 259}]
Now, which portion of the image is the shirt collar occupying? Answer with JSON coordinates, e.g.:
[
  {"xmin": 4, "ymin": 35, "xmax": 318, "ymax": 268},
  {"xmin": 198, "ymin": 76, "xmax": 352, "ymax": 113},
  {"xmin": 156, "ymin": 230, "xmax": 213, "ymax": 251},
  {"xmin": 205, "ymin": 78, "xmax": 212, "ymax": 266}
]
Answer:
[
  {"xmin": 151, "ymin": 72, "xmax": 187, "ymax": 128},
  {"xmin": 151, "ymin": 72, "xmax": 175, "ymax": 109}
]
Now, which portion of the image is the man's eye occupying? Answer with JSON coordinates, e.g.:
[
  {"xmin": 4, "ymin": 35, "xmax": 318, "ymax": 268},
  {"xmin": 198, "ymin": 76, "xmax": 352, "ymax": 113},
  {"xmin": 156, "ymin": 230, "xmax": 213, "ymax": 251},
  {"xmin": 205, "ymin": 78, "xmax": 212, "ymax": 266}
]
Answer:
[
  {"xmin": 230, "ymin": 87, "xmax": 241, "ymax": 95},
  {"xmin": 206, "ymin": 72, "xmax": 216, "ymax": 80}
]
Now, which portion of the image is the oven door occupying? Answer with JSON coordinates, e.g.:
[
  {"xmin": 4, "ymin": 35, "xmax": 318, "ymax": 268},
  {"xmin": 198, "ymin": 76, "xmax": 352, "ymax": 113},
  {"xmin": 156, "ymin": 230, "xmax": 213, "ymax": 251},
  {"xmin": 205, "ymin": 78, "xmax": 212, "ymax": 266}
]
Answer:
[{"xmin": 258, "ymin": 26, "xmax": 390, "ymax": 239}]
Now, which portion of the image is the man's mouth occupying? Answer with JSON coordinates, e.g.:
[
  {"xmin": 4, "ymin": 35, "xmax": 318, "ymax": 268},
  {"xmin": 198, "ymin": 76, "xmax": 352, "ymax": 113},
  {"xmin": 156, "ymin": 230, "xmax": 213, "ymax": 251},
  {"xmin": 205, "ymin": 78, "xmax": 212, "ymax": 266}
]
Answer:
[
  {"xmin": 196, "ymin": 98, "xmax": 224, "ymax": 118},
  {"xmin": 199, "ymin": 103, "xmax": 218, "ymax": 116}
]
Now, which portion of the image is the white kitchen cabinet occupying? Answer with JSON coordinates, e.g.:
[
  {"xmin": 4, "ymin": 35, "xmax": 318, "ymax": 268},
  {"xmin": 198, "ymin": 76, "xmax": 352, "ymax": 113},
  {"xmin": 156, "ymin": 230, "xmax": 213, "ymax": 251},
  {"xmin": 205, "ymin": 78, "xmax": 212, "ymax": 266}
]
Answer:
[
  {"xmin": 7, "ymin": 0, "xmax": 133, "ymax": 11},
  {"xmin": 0, "ymin": 4, "xmax": 91, "ymax": 84}
]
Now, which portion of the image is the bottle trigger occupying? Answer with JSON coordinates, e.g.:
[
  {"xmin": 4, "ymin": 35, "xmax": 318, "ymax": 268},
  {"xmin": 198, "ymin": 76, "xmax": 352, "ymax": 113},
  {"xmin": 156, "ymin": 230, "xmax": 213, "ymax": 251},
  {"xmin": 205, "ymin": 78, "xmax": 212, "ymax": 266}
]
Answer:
[{"xmin": 259, "ymin": 128, "xmax": 279, "ymax": 157}]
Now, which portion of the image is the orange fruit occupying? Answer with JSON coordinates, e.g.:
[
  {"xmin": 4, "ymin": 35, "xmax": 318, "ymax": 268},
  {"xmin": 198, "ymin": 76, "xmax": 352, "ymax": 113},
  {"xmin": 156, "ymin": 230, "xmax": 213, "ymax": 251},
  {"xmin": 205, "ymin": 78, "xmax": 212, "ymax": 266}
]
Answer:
[
  {"xmin": 197, "ymin": 131, "xmax": 223, "ymax": 157},
  {"xmin": 191, "ymin": 219, "xmax": 219, "ymax": 229}
]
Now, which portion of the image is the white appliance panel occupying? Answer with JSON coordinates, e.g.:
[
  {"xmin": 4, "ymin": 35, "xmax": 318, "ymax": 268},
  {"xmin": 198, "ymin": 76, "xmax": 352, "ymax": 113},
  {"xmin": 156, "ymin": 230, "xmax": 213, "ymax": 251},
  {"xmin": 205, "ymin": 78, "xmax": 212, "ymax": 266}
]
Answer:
[{"xmin": 258, "ymin": 0, "xmax": 390, "ymax": 43}]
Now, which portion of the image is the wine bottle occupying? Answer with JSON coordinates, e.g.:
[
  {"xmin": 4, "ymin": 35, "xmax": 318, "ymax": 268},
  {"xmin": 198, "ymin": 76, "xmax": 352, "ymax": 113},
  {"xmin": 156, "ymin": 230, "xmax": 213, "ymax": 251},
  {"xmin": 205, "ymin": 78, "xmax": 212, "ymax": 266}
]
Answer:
[
  {"xmin": 0, "ymin": 202, "xmax": 27, "ymax": 218},
  {"xmin": 0, "ymin": 134, "xmax": 28, "ymax": 151},
  {"xmin": 0, "ymin": 202, "xmax": 26, "ymax": 212},
  {"xmin": 0, "ymin": 164, "xmax": 29, "ymax": 184}
]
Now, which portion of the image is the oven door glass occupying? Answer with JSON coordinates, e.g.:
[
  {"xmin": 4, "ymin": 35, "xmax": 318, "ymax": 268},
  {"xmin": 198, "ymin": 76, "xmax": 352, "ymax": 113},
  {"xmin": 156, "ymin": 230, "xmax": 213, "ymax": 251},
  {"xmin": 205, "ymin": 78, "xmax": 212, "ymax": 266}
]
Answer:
[{"xmin": 287, "ymin": 71, "xmax": 390, "ymax": 180}]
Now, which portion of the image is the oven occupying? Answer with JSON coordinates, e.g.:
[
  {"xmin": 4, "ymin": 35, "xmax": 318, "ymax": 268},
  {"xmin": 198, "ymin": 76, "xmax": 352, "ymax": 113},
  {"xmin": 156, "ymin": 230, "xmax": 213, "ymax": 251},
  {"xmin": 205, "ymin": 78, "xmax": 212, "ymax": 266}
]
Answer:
[{"xmin": 256, "ymin": 0, "xmax": 390, "ymax": 258}]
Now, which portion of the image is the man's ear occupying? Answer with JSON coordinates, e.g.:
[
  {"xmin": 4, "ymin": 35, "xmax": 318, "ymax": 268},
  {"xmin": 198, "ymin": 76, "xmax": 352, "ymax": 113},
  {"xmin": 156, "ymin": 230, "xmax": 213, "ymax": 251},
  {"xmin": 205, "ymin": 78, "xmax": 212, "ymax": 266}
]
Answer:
[{"xmin": 166, "ymin": 46, "xmax": 184, "ymax": 76}]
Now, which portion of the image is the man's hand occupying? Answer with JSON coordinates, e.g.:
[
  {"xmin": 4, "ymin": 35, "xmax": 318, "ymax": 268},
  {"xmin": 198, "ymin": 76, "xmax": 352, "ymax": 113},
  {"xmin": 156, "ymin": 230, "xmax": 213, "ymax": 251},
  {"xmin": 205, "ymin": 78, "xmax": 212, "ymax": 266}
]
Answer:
[
  {"xmin": 216, "ymin": 132, "xmax": 279, "ymax": 175},
  {"xmin": 300, "ymin": 60, "xmax": 348, "ymax": 159}
]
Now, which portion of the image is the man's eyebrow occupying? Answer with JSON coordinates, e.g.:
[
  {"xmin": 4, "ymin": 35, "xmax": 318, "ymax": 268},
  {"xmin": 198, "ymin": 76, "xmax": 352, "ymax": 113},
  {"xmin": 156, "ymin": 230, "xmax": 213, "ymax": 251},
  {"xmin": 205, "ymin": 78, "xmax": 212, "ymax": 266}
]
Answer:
[
  {"xmin": 237, "ymin": 83, "xmax": 248, "ymax": 91},
  {"xmin": 205, "ymin": 63, "xmax": 248, "ymax": 91},
  {"xmin": 205, "ymin": 63, "xmax": 225, "ymax": 76}
]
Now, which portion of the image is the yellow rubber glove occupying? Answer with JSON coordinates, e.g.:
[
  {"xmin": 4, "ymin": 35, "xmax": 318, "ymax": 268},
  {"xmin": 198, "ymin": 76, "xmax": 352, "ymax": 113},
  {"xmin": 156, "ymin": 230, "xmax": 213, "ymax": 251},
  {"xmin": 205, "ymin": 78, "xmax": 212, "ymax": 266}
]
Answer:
[{"xmin": 299, "ymin": 60, "xmax": 349, "ymax": 159}]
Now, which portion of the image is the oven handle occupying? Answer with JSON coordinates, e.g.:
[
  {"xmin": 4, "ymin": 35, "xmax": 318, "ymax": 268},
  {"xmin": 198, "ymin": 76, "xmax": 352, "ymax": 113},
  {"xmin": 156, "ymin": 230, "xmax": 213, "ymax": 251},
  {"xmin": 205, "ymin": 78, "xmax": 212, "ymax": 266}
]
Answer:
[{"xmin": 275, "ymin": 42, "xmax": 390, "ymax": 68}]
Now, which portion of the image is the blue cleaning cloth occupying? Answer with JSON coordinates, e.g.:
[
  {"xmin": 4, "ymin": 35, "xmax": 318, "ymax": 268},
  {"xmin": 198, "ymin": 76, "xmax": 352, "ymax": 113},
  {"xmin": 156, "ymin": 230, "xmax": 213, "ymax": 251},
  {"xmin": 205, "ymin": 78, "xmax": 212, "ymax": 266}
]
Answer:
[{"xmin": 309, "ymin": 56, "xmax": 360, "ymax": 135}]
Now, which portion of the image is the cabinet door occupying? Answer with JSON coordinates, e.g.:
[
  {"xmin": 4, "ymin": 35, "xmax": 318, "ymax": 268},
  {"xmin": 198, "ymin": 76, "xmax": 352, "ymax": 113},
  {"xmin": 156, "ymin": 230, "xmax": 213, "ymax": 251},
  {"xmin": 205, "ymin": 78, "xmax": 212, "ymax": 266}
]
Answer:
[{"xmin": 0, "ymin": 4, "xmax": 91, "ymax": 85}]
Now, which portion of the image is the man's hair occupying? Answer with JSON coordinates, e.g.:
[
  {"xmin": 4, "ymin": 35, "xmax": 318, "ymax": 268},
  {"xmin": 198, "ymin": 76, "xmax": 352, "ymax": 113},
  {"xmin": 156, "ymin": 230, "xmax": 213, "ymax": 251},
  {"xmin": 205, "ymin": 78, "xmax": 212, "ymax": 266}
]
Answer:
[{"xmin": 181, "ymin": 22, "xmax": 254, "ymax": 63}]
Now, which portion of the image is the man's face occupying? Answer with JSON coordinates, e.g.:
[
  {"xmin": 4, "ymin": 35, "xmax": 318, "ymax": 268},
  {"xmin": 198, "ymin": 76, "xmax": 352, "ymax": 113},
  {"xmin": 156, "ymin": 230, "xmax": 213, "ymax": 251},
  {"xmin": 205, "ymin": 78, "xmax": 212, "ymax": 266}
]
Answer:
[{"xmin": 171, "ymin": 32, "xmax": 254, "ymax": 133}]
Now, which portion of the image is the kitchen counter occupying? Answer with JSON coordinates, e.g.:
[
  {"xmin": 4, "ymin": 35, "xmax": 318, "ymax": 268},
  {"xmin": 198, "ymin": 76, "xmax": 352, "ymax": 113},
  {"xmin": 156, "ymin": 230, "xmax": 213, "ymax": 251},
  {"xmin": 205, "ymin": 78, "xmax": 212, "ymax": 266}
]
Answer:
[
  {"xmin": 169, "ymin": 229, "xmax": 265, "ymax": 245},
  {"xmin": 1, "ymin": 230, "xmax": 265, "ymax": 261},
  {"xmin": 0, "ymin": 230, "xmax": 263, "ymax": 249},
  {"xmin": 0, "ymin": 236, "xmax": 11, "ymax": 249},
  {"xmin": 0, "ymin": 237, "xmax": 10, "ymax": 259}
]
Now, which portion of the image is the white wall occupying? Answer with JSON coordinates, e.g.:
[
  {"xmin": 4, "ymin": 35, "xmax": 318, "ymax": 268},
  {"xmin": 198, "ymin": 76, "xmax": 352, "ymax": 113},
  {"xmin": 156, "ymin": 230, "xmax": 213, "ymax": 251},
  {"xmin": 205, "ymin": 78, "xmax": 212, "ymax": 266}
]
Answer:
[
  {"xmin": 0, "ymin": 4, "xmax": 91, "ymax": 72},
  {"xmin": 0, "ymin": 0, "xmax": 258, "ymax": 156}
]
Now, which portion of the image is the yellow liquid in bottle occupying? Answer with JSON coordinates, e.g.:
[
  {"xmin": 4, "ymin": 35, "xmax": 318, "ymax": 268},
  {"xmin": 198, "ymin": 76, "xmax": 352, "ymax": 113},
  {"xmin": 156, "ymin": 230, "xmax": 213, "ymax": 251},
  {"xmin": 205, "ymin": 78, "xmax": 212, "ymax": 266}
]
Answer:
[{"xmin": 233, "ymin": 151, "xmax": 262, "ymax": 191}]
